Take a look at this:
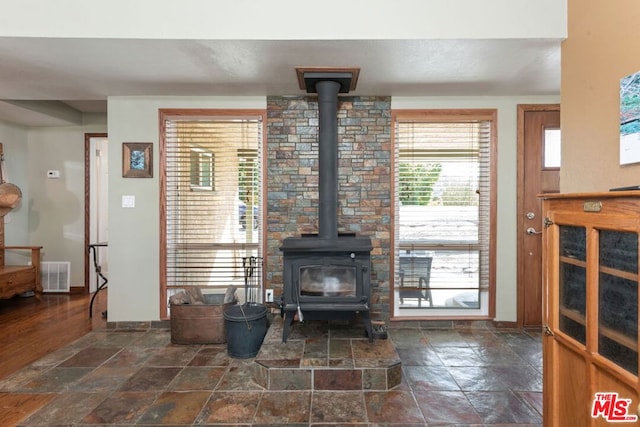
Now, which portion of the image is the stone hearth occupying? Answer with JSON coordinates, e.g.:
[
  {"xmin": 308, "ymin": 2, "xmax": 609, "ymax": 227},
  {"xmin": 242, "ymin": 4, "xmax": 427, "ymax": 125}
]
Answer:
[{"xmin": 253, "ymin": 316, "xmax": 401, "ymax": 390}]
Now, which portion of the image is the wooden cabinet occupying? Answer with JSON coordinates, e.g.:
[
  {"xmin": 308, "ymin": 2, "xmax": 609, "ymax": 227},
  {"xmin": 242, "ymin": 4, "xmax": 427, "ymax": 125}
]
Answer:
[
  {"xmin": 0, "ymin": 248, "xmax": 43, "ymax": 299},
  {"xmin": 0, "ymin": 265, "xmax": 39, "ymax": 298},
  {"xmin": 541, "ymin": 192, "xmax": 640, "ymax": 425}
]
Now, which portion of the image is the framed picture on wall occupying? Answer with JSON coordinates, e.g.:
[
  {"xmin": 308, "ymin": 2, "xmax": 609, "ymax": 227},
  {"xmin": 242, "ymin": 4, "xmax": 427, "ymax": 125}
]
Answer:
[
  {"xmin": 122, "ymin": 142, "xmax": 153, "ymax": 178},
  {"xmin": 620, "ymin": 71, "xmax": 640, "ymax": 165}
]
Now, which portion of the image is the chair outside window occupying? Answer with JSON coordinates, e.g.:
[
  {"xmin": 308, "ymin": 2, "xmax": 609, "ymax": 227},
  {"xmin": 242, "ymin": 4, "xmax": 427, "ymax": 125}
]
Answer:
[{"xmin": 399, "ymin": 255, "xmax": 433, "ymax": 307}]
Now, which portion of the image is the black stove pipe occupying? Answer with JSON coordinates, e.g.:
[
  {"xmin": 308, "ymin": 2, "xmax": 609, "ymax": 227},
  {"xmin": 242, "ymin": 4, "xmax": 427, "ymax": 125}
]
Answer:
[{"xmin": 316, "ymin": 80, "xmax": 341, "ymax": 239}]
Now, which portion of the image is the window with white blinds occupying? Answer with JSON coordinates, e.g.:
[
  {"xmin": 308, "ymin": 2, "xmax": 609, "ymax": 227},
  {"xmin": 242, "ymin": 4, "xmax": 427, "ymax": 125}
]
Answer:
[
  {"xmin": 393, "ymin": 110, "xmax": 496, "ymax": 318},
  {"xmin": 160, "ymin": 112, "xmax": 263, "ymax": 314}
]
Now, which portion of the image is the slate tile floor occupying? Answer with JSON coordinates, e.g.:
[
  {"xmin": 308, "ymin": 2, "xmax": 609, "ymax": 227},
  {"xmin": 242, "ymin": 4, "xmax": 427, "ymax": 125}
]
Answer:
[{"xmin": 0, "ymin": 322, "xmax": 543, "ymax": 426}]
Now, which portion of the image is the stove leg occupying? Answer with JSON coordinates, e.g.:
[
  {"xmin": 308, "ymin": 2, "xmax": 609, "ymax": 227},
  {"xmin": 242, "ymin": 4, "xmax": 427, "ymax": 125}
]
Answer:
[
  {"xmin": 282, "ymin": 311, "xmax": 295, "ymax": 343},
  {"xmin": 362, "ymin": 311, "xmax": 373, "ymax": 342}
]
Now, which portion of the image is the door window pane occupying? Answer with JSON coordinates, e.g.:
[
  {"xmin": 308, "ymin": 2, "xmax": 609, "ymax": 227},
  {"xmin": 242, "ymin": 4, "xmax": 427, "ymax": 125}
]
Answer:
[{"xmin": 544, "ymin": 128, "xmax": 561, "ymax": 168}]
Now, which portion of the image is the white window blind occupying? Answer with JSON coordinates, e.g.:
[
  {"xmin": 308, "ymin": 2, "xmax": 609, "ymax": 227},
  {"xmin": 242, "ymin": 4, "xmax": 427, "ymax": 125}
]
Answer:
[
  {"xmin": 394, "ymin": 113, "xmax": 494, "ymax": 316},
  {"xmin": 162, "ymin": 115, "xmax": 263, "ymax": 306}
]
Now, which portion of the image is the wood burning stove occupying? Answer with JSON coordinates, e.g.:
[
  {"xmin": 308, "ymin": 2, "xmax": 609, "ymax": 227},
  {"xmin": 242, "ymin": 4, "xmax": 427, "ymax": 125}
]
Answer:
[
  {"xmin": 281, "ymin": 234, "xmax": 373, "ymax": 342},
  {"xmin": 280, "ymin": 68, "xmax": 373, "ymax": 342}
]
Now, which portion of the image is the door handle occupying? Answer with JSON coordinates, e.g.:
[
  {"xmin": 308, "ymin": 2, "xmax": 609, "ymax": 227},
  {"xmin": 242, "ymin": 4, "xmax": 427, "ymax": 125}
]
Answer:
[{"xmin": 526, "ymin": 227, "xmax": 542, "ymax": 235}]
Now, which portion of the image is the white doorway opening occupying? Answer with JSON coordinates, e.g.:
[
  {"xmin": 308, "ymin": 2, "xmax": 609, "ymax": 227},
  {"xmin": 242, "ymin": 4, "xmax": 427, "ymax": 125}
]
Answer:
[{"xmin": 86, "ymin": 134, "xmax": 108, "ymax": 294}]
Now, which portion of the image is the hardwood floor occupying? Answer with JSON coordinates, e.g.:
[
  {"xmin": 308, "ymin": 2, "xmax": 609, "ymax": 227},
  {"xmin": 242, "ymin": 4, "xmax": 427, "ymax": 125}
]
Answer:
[{"xmin": 0, "ymin": 291, "xmax": 107, "ymax": 380}]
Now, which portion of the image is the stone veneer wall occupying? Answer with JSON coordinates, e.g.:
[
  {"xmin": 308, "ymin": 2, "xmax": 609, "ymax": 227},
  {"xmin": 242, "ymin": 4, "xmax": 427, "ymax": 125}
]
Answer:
[{"xmin": 266, "ymin": 96, "xmax": 392, "ymax": 317}]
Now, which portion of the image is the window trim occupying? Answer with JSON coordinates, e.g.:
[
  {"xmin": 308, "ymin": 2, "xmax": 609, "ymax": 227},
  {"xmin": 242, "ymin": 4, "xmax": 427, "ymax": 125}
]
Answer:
[
  {"xmin": 390, "ymin": 109, "xmax": 497, "ymax": 320},
  {"xmin": 158, "ymin": 108, "xmax": 267, "ymax": 320}
]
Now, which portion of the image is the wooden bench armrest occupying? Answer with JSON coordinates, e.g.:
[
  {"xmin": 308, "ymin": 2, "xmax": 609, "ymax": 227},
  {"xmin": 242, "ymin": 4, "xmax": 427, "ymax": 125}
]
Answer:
[
  {"xmin": 2, "ymin": 246, "xmax": 43, "ymax": 265},
  {"xmin": 3, "ymin": 246, "xmax": 44, "ymax": 250}
]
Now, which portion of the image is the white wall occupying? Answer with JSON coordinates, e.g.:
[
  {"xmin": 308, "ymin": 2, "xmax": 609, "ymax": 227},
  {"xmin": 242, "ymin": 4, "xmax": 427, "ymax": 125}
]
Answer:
[
  {"xmin": 26, "ymin": 115, "xmax": 107, "ymax": 285},
  {"xmin": 0, "ymin": 0, "xmax": 566, "ymax": 40},
  {"xmin": 0, "ymin": 117, "xmax": 108, "ymax": 276},
  {"xmin": 107, "ymin": 96, "xmax": 266, "ymax": 321},
  {"xmin": 0, "ymin": 120, "xmax": 30, "ymax": 259},
  {"xmin": 392, "ymin": 96, "xmax": 560, "ymax": 322}
]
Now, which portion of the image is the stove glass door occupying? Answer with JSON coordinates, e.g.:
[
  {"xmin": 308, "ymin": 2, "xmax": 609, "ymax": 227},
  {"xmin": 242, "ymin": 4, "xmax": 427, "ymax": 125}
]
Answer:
[{"xmin": 299, "ymin": 264, "xmax": 357, "ymax": 297}]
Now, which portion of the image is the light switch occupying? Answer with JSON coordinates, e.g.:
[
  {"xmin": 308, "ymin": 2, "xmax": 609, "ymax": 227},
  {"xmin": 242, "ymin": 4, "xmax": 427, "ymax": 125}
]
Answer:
[
  {"xmin": 122, "ymin": 195, "xmax": 135, "ymax": 208},
  {"xmin": 47, "ymin": 170, "xmax": 60, "ymax": 179}
]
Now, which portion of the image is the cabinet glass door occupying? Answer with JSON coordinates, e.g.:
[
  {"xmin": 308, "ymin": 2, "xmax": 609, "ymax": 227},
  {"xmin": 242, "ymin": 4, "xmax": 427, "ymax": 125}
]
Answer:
[
  {"xmin": 598, "ymin": 230, "xmax": 639, "ymax": 375},
  {"xmin": 558, "ymin": 225, "xmax": 587, "ymax": 344}
]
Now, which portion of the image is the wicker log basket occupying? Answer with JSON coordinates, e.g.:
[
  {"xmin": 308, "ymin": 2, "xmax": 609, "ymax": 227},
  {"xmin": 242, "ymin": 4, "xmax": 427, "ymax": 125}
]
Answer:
[{"xmin": 0, "ymin": 183, "xmax": 21, "ymax": 217}]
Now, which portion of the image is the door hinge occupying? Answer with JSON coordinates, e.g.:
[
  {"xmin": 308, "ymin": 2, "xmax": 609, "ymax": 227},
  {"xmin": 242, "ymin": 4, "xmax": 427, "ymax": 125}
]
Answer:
[
  {"xmin": 543, "ymin": 324, "xmax": 554, "ymax": 336},
  {"xmin": 543, "ymin": 217, "xmax": 554, "ymax": 228}
]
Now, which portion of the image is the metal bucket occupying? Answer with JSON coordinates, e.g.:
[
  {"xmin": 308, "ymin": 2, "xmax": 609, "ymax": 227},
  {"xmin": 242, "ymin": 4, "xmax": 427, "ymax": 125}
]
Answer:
[{"xmin": 224, "ymin": 303, "xmax": 267, "ymax": 358}]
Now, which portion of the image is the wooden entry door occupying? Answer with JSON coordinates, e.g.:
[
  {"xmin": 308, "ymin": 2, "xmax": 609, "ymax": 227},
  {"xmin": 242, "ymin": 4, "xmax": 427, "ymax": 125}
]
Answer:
[{"xmin": 517, "ymin": 105, "xmax": 560, "ymax": 327}]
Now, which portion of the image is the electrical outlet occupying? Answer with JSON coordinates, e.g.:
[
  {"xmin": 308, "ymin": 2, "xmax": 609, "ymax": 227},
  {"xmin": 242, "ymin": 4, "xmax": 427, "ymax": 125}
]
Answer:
[{"xmin": 265, "ymin": 289, "xmax": 274, "ymax": 303}]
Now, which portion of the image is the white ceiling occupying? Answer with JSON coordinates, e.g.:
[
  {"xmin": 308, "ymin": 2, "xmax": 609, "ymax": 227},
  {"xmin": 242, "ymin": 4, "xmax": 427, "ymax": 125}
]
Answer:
[{"xmin": 0, "ymin": 37, "xmax": 561, "ymax": 126}]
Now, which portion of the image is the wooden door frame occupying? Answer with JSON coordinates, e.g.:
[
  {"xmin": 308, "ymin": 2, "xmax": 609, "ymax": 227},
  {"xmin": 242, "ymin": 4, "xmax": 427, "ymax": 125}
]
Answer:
[
  {"xmin": 84, "ymin": 132, "xmax": 108, "ymax": 294},
  {"xmin": 516, "ymin": 104, "xmax": 560, "ymax": 328}
]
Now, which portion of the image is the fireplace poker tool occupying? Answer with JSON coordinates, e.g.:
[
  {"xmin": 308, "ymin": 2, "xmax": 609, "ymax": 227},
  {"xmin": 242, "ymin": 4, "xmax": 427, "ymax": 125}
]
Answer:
[
  {"xmin": 242, "ymin": 256, "xmax": 261, "ymax": 304},
  {"xmin": 238, "ymin": 256, "xmax": 266, "ymax": 331},
  {"xmin": 295, "ymin": 280, "xmax": 304, "ymax": 322}
]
